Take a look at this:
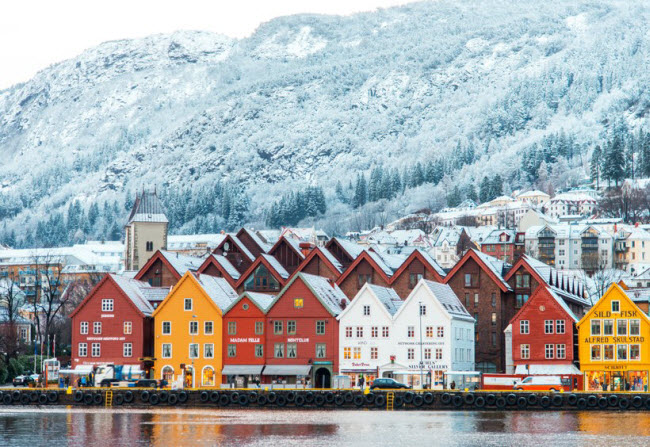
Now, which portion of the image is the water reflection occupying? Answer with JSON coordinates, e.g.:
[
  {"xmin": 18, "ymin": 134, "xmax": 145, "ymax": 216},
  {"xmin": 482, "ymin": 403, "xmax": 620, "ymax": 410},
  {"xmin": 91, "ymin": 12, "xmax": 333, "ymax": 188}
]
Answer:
[{"xmin": 1, "ymin": 409, "xmax": 650, "ymax": 447}]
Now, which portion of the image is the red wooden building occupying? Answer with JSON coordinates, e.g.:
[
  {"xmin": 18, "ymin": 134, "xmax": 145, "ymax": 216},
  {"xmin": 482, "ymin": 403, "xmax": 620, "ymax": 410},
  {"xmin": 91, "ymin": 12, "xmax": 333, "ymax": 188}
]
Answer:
[
  {"xmin": 264, "ymin": 273, "xmax": 348, "ymax": 388},
  {"xmin": 197, "ymin": 254, "xmax": 241, "ymax": 287},
  {"xmin": 336, "ymin": 250, "xmax": 394, "ymax": 300},
  {"xmin": 267, "ymin": 236, "xmax": 306, "ymax": 275},
  {"xmin": 69, "ymin": 274, "xmax": 168, "ymax": 376},
  {"xmin": 292, "ymin": 246, "xmax": 343, "ymax": 282},
  {"xmin": 235, "ymin": 254, "xmax": 290, "ymax": 294},
  {"xmin": 134, "ymin": 249, "xmax": 204, "ymax": 287},
  {"xmin": 235, "ymin": 228, "xmax": 272, "ymax": 258},
  {"xmin": 221, "ymin": 292, "xmax": 275, "ymax": 386},
  {"xmin": 389, "ymin": 249, "xmax": 445, "ymax": 299},
  {"xmin": 508, "ymin": 284, "xmax": 581, "ymax": 386},
  {"xmin": 213, "ymin": 234, "xmax": 256, "ymax": 274},
  {"xmin": 325, "ymin": 237, "xmax": 364, "ymax": 271}
]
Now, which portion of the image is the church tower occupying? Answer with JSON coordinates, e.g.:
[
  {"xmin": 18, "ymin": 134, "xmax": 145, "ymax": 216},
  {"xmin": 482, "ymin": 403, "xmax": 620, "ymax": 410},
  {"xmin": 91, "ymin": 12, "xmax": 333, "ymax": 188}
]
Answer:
[{"xmin": 124, "ymin": 189, "xmax": 168, "ymax": 271}]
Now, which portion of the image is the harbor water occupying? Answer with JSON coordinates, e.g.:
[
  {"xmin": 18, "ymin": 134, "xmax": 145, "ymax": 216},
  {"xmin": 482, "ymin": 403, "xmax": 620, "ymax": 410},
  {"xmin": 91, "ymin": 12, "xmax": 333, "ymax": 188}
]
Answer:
[{"xmin": 0, "ymin": 408, "xmax": 648, "ymax": 446}]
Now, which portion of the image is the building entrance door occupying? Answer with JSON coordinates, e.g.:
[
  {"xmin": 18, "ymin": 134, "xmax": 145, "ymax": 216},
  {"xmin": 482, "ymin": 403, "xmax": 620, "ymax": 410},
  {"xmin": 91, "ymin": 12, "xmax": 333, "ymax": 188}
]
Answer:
[{"xmin": 314, "ymin": 367, "xmax": 331, "ymax": 388}]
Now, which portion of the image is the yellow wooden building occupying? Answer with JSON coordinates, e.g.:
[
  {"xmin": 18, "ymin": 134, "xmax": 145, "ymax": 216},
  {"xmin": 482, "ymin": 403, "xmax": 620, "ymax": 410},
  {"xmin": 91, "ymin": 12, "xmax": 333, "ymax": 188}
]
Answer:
[
  {"xmin": 577, "ymin": 283, "xmax": 650, "ymax": 392},
  {"xmin": 152, "ymin": 271, "xmax": 237, "ymax": 388}
]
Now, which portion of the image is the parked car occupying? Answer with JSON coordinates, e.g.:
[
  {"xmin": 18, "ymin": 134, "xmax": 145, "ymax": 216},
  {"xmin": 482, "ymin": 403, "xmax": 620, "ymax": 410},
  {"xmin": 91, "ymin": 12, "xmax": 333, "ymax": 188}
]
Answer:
[
  {"xmin": 12, "ymin": 374, "xmax": 39, "ymax": 387},
  {"xmin": 370, "ymin": 378, "xmax": 412, "ymax": 390},
  {"xmin": 513, "ymin": 376, "xmax": 563, "ymax": 392}
]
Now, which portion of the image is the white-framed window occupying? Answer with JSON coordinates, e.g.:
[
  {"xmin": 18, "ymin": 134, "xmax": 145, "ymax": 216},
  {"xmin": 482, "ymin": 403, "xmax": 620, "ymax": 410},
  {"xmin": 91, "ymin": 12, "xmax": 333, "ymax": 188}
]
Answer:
[
  {"xmin": 556, "ymin": 344, "xmax": 566, "ymax": 359},
  {"xmin": 603, "ymin": 319, "xmax": 614, "ymax": 336},
  {"xmin": 162, "ymin": 343, "xmax": 172, "ymax": 358},
  {"xmin": 521, "ymin": 344, "xmax": 530, "ymax": 359},
  {"xmin": 204, "ymin": 343, "xmax": 214, "ymax": 358},
  {"xmin": 544, "ymin": 320, "xmax": 553, "ymax": 334},
  {"xmin": 345, "ymin": 326, "xmax": 352, "ymax": 338},
  {"xmin": 407, "ymin": 326, "xmax": 415, "ymax": 338},
  {"xmin": 123, "ymin": 343, "xmax": 132, "ymax": 357},
  {"xmin": 162, "ymin": 321, "xmax": 171, "ymax": 335},
  {"xmin": 382, "ymin": 326, "xmax": 389, "ymax": 337},
  {"xmin": 91, "ymin": 343, "xmax": 100, "ymax": 357},
  {"xmin": 80, "ymin": 321, "xmax": 88, "ymax": 334},
  {"xmin": 101, "ymin": 299, "xmax": 114, "ymax": 312},
  {"xmin": 419, "ymin": 304, "xmax": 427, "ymax": 316},
  {"xmin": 407, "ymin": 348, "xmax": 415, "ymax": 360},
  {"xmin": 316, "ymin": 321, "xmax": 326, "ymax": 335},
  {"xmin": 204, "ymin": 321, "xmax": 213, "ymax": 335},
  {"xmin": 545, "ymin": 344, "xmax": 554, "ymax": 359},
  {"xmin": 370, "ymin": 347, "xmax": 378, "ymax": 360},
  {"xmin": 353, "ymin": 347, "xmax": 361, "ymax": 359},
  {"xmin": 435, "ymin": 348, "xmax": 442, "ymax": 360},
  {"xmin": 520, "ymin": 320, "xmax": 529, "ymax": 334},
  {"xmin": 274, "ymin": 343, "xmax": 284, "ymax": 358},
  {"xmin": 617, "ymin": 344, "xmax": 627, "ymax": 361},
  {"xmin": 555, "ymin": 320, "xmax": 565, "ymax": 334},
  {"xmin": 78, "ymin": 343, "xmax": 87, "ymax": 357},
  {"xmin": 590, "ymin": 319, "xmax": 601, "ymax": 336},
  {"xmin": 123, "ymin": 321, "xmax": 132, "ymax": 335},
  {"xmin": 630, "ymin": 319, "xmax": 640, "ymax": 336},
  {"xmin": 356, "ymin": 326, "xmax": 364, "ymax": 338},
  {"xmin": 255, "ymin": 344, "xmax": 263, "ymax": 358},
  {"xmin": 363, "ymin": 305, "xmax": 370, "ymax": 316},
  {"xmin": 184, "ymin": 298, "xmax": 193, "ymax": 311},
  {"xmin": 315, "ymin": 343, "xmax": 326, "ymax": 358},
  {"xmin": 93, "ymin": 322, "xmax": 102, "ymax": 335},
  {"xmin": 617, "ymin": 320, "xmax": 627, "ymax": 336},
  {"xmin": 591, "ymin": 344, "xmax": 601, "ymax": 361},
  {"xmin": 630, "ymin": 344, "xmax": 641, "ymax": 361},
  {"xmin": 227, "ymin": 344, "xmax": 236, "ymax": 357},
  {"xmin": 228, "ymin": 321, "xmax": 237, "ymax": 335},
  {"xmin": 189, "ymin": 343, "xmax": 199, "ymax": 359}
]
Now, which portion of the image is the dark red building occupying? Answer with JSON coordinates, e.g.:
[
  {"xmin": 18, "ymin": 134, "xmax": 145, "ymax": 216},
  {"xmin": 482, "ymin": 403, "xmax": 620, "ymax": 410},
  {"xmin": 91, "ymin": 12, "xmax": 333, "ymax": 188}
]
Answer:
[
  {"xmin": 197, "ymin": 254, "xmax": 241, "ymax": 287},
  {"xmin": 389, "ymin": 249, "xmax": 445, "ymax": 299},
  {"xmin": 509, "ymin": 285, "xmax": 581, "ymax": 379},
  {"xmin": 325, "ymin": 237, "xmax": 364, "ymax": 271},
  {"xmin": 213, "ymin": 234, "xmax": 256, "ymax": 274},
  {"xmin": 292, "ymin": 246, "xmax": 343, "ymax": 282},
  {"xmin": 221, "ymin": 292, "xmax": 275, "ymax": 386},
  {"xmin": 134, "ymin": 249, "xmax": 203, "ymax": 287},
  {"xmin": 267, "ymin": 236, "xmax": 306, "ymax": 275},
  {"xmin": 444, "ymin": 248, "xmax": 513, "ymax": 373},
  {"xmin": 69, "ymin": 274, "xmax": 168, "ymax": 375},
  {"xmin": 235, "ymin": 254, "xmax": 289, "ymax": 295},
  {"xmin": 336, "ymin": 250, "xmax": 394, "ymax": 300},
  {"xmin": 264, "ymin": 273, "xmax": 348, "ymax": 388}
]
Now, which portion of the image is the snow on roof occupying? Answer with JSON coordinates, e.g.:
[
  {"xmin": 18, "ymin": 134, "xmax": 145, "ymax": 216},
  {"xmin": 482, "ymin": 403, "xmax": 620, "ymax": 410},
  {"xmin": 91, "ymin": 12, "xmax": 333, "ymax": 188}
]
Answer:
[
  {"xmin": 546, "ymin": 287, "xmax": 579, "ymax": 322},
  {"xmin": 229, "ymin": 235, "xmax": 255, "ymax": 261},
  {"xmin": 240, "ymin": 228, "xmax": 273, "ymax": 253},
  {"xmin": 480, "ymin": 229, "xmax": 516, "ymax": 245},
  {"xmin": 0, "ymin": 308, "xmax": 31, "ymax": 324},
  {"xmin": 366, "ymin": 250, "xmax": 395, "ymax": 277},
  {"xmin": 167, "ymin": 233, "xmax": 226, "ymax": 250},
  {"xmin": 318, "ymin": 247, "xmax": 343, "ymax": 273},
  {"xmin": 110, "ymin": 274, "xmax": 157, "ymax": 316},
  {"xmin": 372, "ymin": 250, "xmax": 406, "ymax": 271},
  {"xmin": 517, "ymin": 190, "xmax": 550, "ymax": 198},
  {"xmin": 127, "ymin": 190, "xmax": 168, "ymax": 224},
  {"xmin": 256, "ymin": 230, "xmax": 280, "ymax": 245},
  {"xmin": 332, "ymin": 237, "xmax": 364, "ymax": 259},
  {"xmin": 209, "ymin": 254, "xmax": 241, "ymax": 280},
  {"xmin": 549, "ymin": 192, "xmax": 598, "ymax": 203},
  {"xmin": 261, "ymin": 254, "xmax": 290, "ymax": 279},
  {"xmin": 471, "ymin": 249, "xmax": 511, "ymax": 291},
  {"xmin": 160, "ymin": 250, "xmax": 204, "ymax": 275},
  {"xmin": 415, "ymin": 249, "xmax": 447, "ymax": 277},
  {"xmin": 626, "ymin": 288, "xmax": 650, "ymax": 303},
  {"xmin": 282, "ymin": 237, "xmax": 306, "ymax": 259},
  {"xmin": 194, "ymin": 273, "xmax": 238, "ymax": 311},
  {"xmin": 300, "ymin": 273, "xmax": 348, "ymax": 316},
  {"xmin": 367, "ymin": 284, "xmax": 402, "ymax": 316},
  {"xmin": 430, "ymin": 227, "xmax": 462, "ymax": 246},
  {"xmin": 421, "ymin": 280, "xmax": 474, "ymax": 321},
  {"xmin": 244, "ymin": 292, "xmax": 276, "ymax": 312},
  {"xmin": 520, "ymin": 255, "xmax": 589, "ymax": 306}
]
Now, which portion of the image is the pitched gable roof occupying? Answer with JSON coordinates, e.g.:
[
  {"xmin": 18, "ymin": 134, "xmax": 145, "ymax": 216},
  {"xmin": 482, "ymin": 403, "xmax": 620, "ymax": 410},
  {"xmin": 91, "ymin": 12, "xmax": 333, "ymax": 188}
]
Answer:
[
  {"xmin": 327, "ymin": 237, "xmax": 364, "ymax": 261},
  {"xmin": 336, "ymin": 250, "xmax": 393, "ymax": 286},
  {"xmin": 294, "ymin": 246, "xmax": 343, "ymax": 277},
  {"xmin": 394, "ymin": 279, "xmax": 473, "ymax": 322},
  {"xmin": 235, "ymin": 254, "xmax": 290, "ymax": 289},
  {"xmin": 197, "ymin": 254, "xmax": 241, "ymax": 282},
  {"xmin": 443, "ymin": 248, "xmax": 511, "ymax": 292},
  {"xmin": 509, "ymin": 285, "xmax": 578, "ymax": 326},
  {"xmin": 223, "ymin": 291, "xmax": 276, "ymax": 314},
  {"xmin": 268, "ymin": 273, "xmax": 349, "ymax": 317},
  {"xmin": 134, "ymin": 249, "xmax": 204, "ymax": 281},
  {"xmin": 577, "ymin": 283, "xmax": 650, "ymax": 327},
  {"xmin": 236, "ymin": 228, "xmax": 273, "ymax": 253},
  {"xmin": 390, "ymin": 248, "xmax": 445, "ymax": 283},
  {"xmin": 126, "ymin": 190, "xmax": 167, "ymax": 225},
  {"xmin": 216, "ymin": 234, "xmax": 255, "ymax": 261},
  {"xmin": 336, "ymin": 283, "xmax": 402, "ymax": 321},
  {"xmin": 268, "ymin": 236, "xmax": 306, "ymax": 260}
]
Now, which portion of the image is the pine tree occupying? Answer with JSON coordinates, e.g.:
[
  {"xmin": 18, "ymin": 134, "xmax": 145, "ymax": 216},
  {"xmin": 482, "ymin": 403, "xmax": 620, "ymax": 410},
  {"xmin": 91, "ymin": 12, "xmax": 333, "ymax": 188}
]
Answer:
[
  {"xmin": 446, "ymin": 186, "xmax": 462, "ymax": 207},
  {"xmin": 479, "ymin": 177, "xmax": 491, "ymax": 203},
  {"xmin": 590, "ymin": 145, "xmax": 602, "ymax": 189},
  {"xmin": 491, "ymin": 175, "xmax": 503, "ymax": 199},
  {"xmin": 602, "ymin": 136, "xmax": 625, "ymax": 187},
  {"xmin": 335, "ymin": 180, "xmax": 345, "ymax": 203}
]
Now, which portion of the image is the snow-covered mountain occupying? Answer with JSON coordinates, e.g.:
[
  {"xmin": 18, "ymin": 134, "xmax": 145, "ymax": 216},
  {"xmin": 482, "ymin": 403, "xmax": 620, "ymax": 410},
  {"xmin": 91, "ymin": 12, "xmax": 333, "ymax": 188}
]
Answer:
[{"xmin": 1, "ymin": 0, "xmax": 650, "ymax": 243}]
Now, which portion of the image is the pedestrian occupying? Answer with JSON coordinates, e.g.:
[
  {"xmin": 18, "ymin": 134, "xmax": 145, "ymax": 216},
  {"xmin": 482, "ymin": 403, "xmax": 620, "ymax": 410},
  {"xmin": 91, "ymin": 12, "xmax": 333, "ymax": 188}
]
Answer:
[
  {"xmin": 450, "ymin": 380, "xmax": 456, "ymax": 390},
  {"xmin": 359, "ymin": 375, "xmax": 365, "ymax": 391}
]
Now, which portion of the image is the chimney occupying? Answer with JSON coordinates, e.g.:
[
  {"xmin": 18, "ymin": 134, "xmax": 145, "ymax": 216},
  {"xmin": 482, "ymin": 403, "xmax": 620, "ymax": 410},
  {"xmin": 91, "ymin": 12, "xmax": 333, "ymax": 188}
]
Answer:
[{"xmin": 299, "ymin": 242, "xmax": 316, "ymax": 257}]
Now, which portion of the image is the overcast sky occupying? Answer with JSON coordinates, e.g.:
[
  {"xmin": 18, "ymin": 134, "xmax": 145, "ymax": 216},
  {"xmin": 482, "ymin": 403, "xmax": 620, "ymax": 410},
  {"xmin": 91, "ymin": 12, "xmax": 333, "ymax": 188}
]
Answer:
[{"xmin": 0, "ymin": 0, "xmax": 414, "ymax": 90}]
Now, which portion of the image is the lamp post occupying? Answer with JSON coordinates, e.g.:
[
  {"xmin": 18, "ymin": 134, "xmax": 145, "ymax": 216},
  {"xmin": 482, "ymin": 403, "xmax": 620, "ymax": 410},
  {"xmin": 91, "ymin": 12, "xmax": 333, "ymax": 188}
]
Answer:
[
  {"xmin": 191, "ymin": 314, "xmax": 197, "ymax": 388},
  {"xmin": 418, "ymin": 301, "xmax": 424, "ymax": 390}
]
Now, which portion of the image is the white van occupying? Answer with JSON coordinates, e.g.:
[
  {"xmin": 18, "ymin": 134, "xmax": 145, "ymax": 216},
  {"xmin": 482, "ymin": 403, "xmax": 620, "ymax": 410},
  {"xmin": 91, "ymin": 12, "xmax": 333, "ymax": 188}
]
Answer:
[{"xmin": 513, "ymin": 376, "xmax": 563, "ymax": 392}]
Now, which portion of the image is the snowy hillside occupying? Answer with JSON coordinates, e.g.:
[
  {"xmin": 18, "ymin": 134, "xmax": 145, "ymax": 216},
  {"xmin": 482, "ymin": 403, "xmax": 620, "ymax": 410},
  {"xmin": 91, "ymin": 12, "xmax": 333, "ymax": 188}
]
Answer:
[{"xmin": 1, "ymin": 0, "xmax": 650, "ymax": 244}]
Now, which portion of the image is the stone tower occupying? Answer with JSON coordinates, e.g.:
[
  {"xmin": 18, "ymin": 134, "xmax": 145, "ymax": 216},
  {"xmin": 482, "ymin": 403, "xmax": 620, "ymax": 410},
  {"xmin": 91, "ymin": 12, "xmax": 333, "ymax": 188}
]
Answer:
[{"xmin": 124, "ymin": 189, "xmax": 168, "ymax": 271}]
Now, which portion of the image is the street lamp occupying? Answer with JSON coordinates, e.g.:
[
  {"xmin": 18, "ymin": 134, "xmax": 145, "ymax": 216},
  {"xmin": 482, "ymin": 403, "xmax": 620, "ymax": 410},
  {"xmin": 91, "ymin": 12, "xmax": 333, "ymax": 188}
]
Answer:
[
  {"xmin": 191, "ymin": 314, "xmax": 197, "ymax": 388},
  {"xmin": 418, "ymin": 301, "xmax": 424, "ymax": 390}
]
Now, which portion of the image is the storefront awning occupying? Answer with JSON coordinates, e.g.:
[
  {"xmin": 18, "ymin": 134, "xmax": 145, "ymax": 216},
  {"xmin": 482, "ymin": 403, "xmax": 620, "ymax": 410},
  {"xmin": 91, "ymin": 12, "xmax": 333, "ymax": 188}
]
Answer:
[
  {"xmin": 263, "ymin": 365, "xmax": 311, "ymax": 376},
  {"xmin": 514, "ymin": 364, "xmax": 581, "ymax": 375},
  {"xmin": 59, "ymin": 365, "xmax": 93, "ymax": 375},
  {"xmin": 222, "ymin": 365, "xmax": 264, "ymax": 375}
]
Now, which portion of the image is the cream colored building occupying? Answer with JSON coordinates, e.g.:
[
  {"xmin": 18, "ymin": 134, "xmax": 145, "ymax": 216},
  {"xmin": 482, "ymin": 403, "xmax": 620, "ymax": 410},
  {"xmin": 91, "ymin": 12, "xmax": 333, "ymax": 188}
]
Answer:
[{"xmin": 124, "ymin": 190, "xmax": 168, "ymax": 271}]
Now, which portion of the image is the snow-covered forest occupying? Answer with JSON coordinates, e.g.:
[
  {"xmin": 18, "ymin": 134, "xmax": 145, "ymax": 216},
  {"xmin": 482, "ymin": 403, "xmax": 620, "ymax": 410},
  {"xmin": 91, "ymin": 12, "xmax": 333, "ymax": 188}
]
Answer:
[{"xmin": 2, "ymin": 0, "xmax": 650, "ymax": 247}]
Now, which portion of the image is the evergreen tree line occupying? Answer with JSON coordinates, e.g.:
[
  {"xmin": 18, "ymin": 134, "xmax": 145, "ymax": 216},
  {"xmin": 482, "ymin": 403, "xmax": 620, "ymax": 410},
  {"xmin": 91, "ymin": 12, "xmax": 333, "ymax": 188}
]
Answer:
[
  {"xmin": 445, "ymin": 175, "xmax": 503, "ymax": 208},
  {"xmin": 266, "ymin": 186, "xmax": 326, "ymax": 227},
  {"xmin": 521, "ymin": 130, "xmax": 583, "ymax": 183},
  {"xmin": 591, "ymin": 125, "xmax": 650, "ymax": 188}
]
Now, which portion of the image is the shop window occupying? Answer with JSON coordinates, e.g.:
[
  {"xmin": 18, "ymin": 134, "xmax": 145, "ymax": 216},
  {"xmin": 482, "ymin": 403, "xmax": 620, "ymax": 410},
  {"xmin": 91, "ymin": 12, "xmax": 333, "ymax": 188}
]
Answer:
[
  {"xmin": 315, "ymin": 344, "xmax": 326, "ymax": 358},
  {"xmin": 255, "ymin": 321, "xmax": 264, "ymax": 335},
  {"xmin": 287, "ymin": 343, "xmax": 297, "ymax": 358},
  {"xmin": 604, "ymin": 344, "xmax": 614, "ymax": 361},
  {"xmin": 544, "ymin": 320, "xmax": 553, "ymax": 334},
  {"xmin": 204, "ymin": 321, "xmax": 213, "ymax": 335},
  {"xmin": 316, "ymin": 321, "xmax": 326, "ymax": 335},
  {"xmin": 370, "ymin": 347, "xmax": 378, "ymax": 360},
  {"xmin": 591, "ymin": 320, "xmax": 601, "ymax": 336},
  {"xmin": 630, "ymin": 344, "xmax": 640, "ymax": 361},
  {"xmin": 255, "ymin": 344, "xmax": 263, "ymax": 358},
  {"xmin": 162, "ymin": 366, "xmax": 174, "ymax": 382},
  {"xmin": 545, "ymin": 344, "xmax": 554, "ymax": 359},
  {"xmin": 611, "ymin": 301, "xmax": 620, "ymax": 313},
  {"xmin": 204, "ymin": 343, "xmax": 214, "ymax": 358},
  {"xmin": 520, "ymin": 320, "xmax": 529, "ymax": 334},
  {"xmin": 371, "ymin": 327, "xmax": 378, "ymax": 338},
  {"xmin": 591, "ymin": 345, "xmax": 601, "ymax": 361},
  {"xmin": 617, "ymin": 320, "xmax": 627, "ymax": 336},
  {"xmin": 162, "ymin": 344, "xmax": 172, "ymax": 358},
  {"xmin": 603, "ymin": 319, "xmax": 613, "ymax": 336},
  {"xmin": 520, "ymin": 344, "xmax": 530, "ymax": 359},
  {"xmin": 407, "ymin": 348, "xmax": 415, "ymax": 360},
  {"xmin": 344, "ymin": 347, "xmax": 351, "ymax": 359},
  {"xmin": 274, "ymin": 321, "xmax": 283, "ymax": 335},
  {"xmin": 202, "ymin": 367, "xmax": 215, "ymax": 387},
  {"xmin": 630, "ymin": 320, "xmax": 640, "ymax": 336},
  {"xmin": 426, "ymin": 326, "xmax": 433, "ymax": 337},
  {"xmin": 556, "ymin": 320, "xmax": 565, "ymax": 334},
  {"xmin": 353, "ymin": 347, "xmax": 362, "ymax": 359},
  {"xmin": 287, "ymin": 321, "xmax": 297, "ymax": 335},
  {"xmin": 274, "ymin": 343, "xmax": 284, "ymax": 358},
  {"xmin": 162, "ymin": 321, "xmax": 171, "ymax": 335}
]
